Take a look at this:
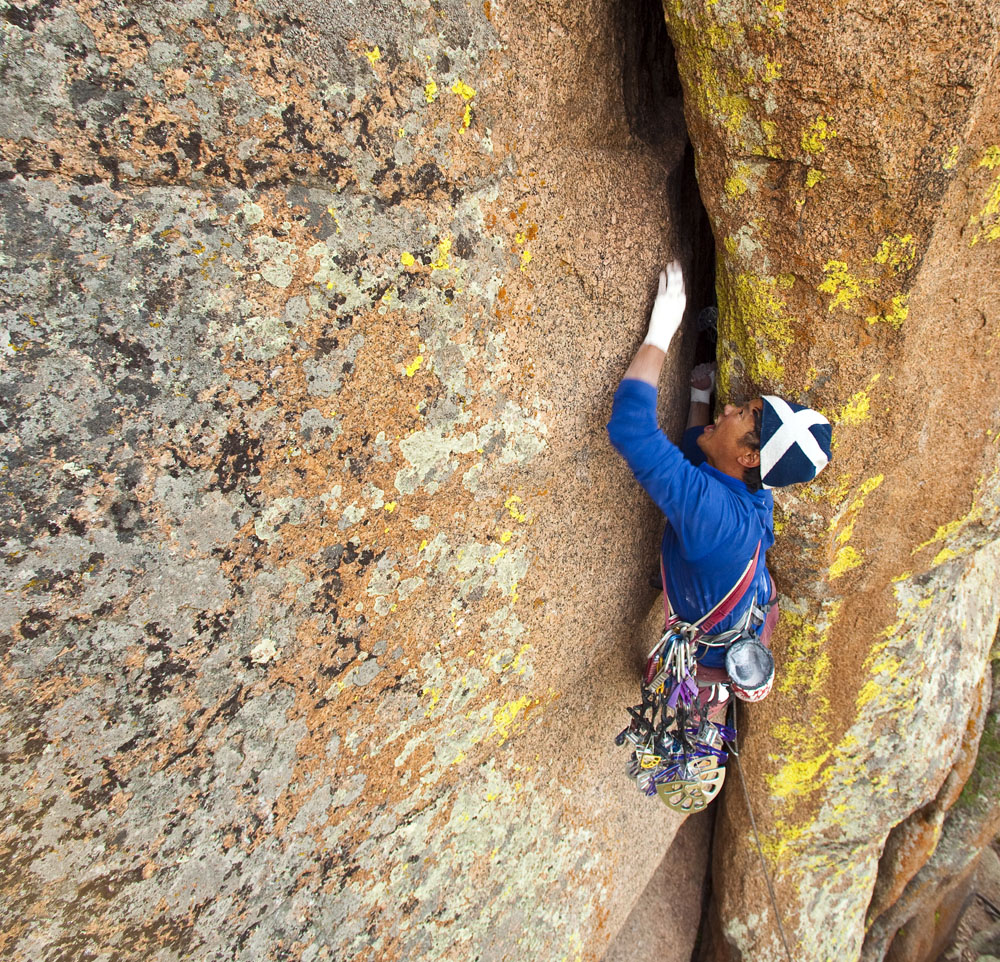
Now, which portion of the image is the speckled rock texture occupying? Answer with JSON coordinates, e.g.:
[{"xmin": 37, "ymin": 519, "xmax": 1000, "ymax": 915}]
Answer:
[
  {"xmin": 1, "ymin": 2, "xmax": 711, "ymax": 960},
  {"xmin": 660, "ymin": 0, "xmax": 1000, "ymax": 960},
  {"xmin": 863, "ymin": 653, "xmax": 1000, "ymax": 962},
  {"xmin": 938, "ymin": 845, "xmax": 1000, "ymax": 962},
  {"xmin": 601, "ymin": 811, "xmax": 711, "ymax": 962}
]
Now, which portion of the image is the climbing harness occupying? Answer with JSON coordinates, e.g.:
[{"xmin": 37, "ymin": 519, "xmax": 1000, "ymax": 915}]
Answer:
[
  {"xmin": 615, "ymin": 543, "xmax": 774, "ymax": 813},
  {"xmin": 616, "ymin": 546, "xmax": 793, "ymax": 955}
]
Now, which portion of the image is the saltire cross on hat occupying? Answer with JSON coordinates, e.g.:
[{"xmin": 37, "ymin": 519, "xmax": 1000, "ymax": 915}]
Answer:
[{"xmin": 759, "ymin": 396, "xmax": 833, "ymax": 488}]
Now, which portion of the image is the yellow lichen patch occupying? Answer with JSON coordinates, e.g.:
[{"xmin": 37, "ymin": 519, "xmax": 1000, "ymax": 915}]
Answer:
[
  {"xmin": 724, "ymin": 175, "xmax": 748, "ymax": 197},
  {"xmin": 913, "ymin": 490, "xmax": 983, "ymax": 554},
  {"xmin": 724, "ymin": 163, "xmax": 753, "ymax": 198},
  {"xmin": 422, "ymin": 686, "xmax": 442, "ymax": 717},
  {"xmin": 942, "ymin": 145, "xmax": 960, "ymax": 170},
  {"xmin": 933, "ymin": 547, "xmax": 958, "ymax": 565},
  {"xmin": 505, "ymin": 494, "xmax": 529, "ymax": 523},
  {"xmin": 760, "ymin": 819, "xmax": 808, "ymax": 864},
  {"xmin": 968, "ymin": 146, "xmax": 1000, "ymax": 245},
  {"xmin": 671, "ymin": 24, "xmax": 725, "ymax": 125},
  {"xmin": 839, "ymin": 389, "xmax": 871, "ymax": 425},
  {"xmin": 869, "ymin": 617, "xmax": 906, "ymax": 655},
  {"xmin": 867, "ymin": 653, "xmax": 906, "ymax": 681},
  {"xmin": 460, "ymin": 102, "xmax": 473, "ymax": 132},
  {"xmin": 705, "ymin": 21, "xmax": 737, "ymax": 50},
  {"xmin": 830, "ymin": 546, "xmax": 863, "ymax": 578},
  {"xmin": 766, "ymin": 747, "xmax": 832, "ymax": 800},
  {"xmin": 835, "ymin": 519, "xmax": 855, "ymax": 546},
  {"xmin": 424, "ymin": 80, "xmax": 438, "ymax": 103},
  {"xmin": 873, "ymin": 233, "xmax": 916, "ymax": 273},
  {"xmin": 801, "ymin": 115, "xmax": 837, "ymax": 155},
  {"xmin": 777, "ymin": 607, "xmax": 836, "ymax": 698},
  {"xmin": 805, "ymin": 169, "xmax": 824, "ymax": 189},
  {"xmin": 825, "ymin": 472, "xmax": 853, "ymax": 508},
  {"xmin": 404, "ymin": 355, "xmax": 424, "ymax": 377},
  {"xmin": 363, "ymin": 46, "xmax": 381, "ymax": 67},
  {"xmin": 492, "ymin": 696, "xmax": 532, "ymax": 745},
  {"xmin": 818, "ymin": 260, "xmax": 864, "ymax": 312},
  {"xmin": 853, "ymin": 617, "xmax": 915, "ymax": 720},
  {"xmin": 507, "ymin": 644, "xmax": 532, "ymax": 676},
  {"xmin": 716, "ymin": 267, "xmax": 795, "ymax": 389},
  {"xmin": 854, "ymin": 473, "xmax": 885, "ymax": 500},
  {"xmin": 661, "ymin": 2, "xmax": 770, "ymax": 151},
  {"xmin": 828, "ymin": 473, "xmax": 883, "ymax": 549},
  {"xmin": 866, "ymin": 294, "xmax": 909, "ymax": 329},
  {"xmin": 766, "ymin": 686, "xmax": 835, "ymax": 806},
  {"xmin": 917, "ymin": 518, "xmax": 965, "ymax": 549},
  {"xmin": 856, "ymin": 680, "xmax": 881, "ymax": 712},
  {"xmin": 519, "ymin": 249, "xmax": 532, "ymax": 270},
  {"xmin": 430, "ymin": 236, "xmax": 452, "ymax": 271},
  {"xmin": 400, "ymin": 251, "xmax": 416, "ymax": 267},
  {"xmin": 721, "ymin": 92, "xmax": 752, "ymax": 135},
  {"xmin": 762, "ymin": 58, "xmax": 782, "ymax": 82},
  {"xmin": 451, "ymin": 79, "xmax": 476, "ymax": 101}
]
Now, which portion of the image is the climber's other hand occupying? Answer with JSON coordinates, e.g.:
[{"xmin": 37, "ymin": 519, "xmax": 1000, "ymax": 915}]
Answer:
[{"xmin": 690, "ymin": 362, "xmax": 716, "ymax": 392}]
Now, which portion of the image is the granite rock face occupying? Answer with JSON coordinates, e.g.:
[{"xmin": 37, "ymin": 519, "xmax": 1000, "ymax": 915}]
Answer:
[
  {"xmin": 1, "ymin": 2, "xmax": 707, "ymax": 960},
  {"xmin": 8, "ymin": 1, "xmax": 999, "ymax": 959},
  {"xmin": 661, "ymin": 0, "xmax": 1000, "ymax": 959},
  {"xmin": 863, "ymin": 657, "xmax": 1000, "ymax": 961}
]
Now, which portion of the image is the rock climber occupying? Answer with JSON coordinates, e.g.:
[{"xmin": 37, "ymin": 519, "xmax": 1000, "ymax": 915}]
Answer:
[{"xmin": 607, "ymin": 262, "xmax": 833, "ymax": 697}]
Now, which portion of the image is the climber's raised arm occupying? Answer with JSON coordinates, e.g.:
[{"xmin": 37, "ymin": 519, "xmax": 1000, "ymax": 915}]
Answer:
[{"xmin": 620, "ymin": 261, "xmax": 686, "ymax": 387}]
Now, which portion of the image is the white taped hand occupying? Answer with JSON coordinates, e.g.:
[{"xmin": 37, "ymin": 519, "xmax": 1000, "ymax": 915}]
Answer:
[{"xmin": 642, "ymin": 261, "xmax": 686, "ymax": 353}]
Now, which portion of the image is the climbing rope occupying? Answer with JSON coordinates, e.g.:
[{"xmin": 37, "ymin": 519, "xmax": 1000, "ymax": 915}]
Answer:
[{"xmin": 727, "ymin": 704, "xmax": 795, "ymax": 962}]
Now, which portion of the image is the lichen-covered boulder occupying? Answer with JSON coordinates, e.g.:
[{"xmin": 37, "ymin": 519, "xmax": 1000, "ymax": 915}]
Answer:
[
  {"xmin": 661, "ymin": 0, "xmax": 1000, "ymax": 958},
  {"xmin": 0, "ymin": 2, "xmax": 704, "ymax": 960},
  {"xmin": 863, "ymin": 662, "xmax": 1000, "ymax": 961}
]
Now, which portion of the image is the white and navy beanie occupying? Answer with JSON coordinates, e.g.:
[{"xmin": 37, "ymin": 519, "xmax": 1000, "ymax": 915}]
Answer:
[{"xmin": 759, "ymin": 396, "xmax": 832, "ymax": 488}]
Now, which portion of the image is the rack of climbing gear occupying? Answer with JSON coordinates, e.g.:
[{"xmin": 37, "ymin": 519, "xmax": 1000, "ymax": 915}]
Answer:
[
  {"xmin": 615, "ymin": 544, "xmax": 763, "ymax": 813},
  {"xmin": 616, "ymin": 626, "xmax": 735, "ymax": 813}
]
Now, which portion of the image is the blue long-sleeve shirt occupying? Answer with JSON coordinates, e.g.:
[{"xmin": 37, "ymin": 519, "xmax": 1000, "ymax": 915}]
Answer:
[{"xmin": 607, "ymin": 378, "xmax": 774, "ymax": 668}]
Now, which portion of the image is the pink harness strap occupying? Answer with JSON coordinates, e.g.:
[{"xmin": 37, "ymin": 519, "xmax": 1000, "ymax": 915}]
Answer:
[{"xmin": 659, "ymin": 541, "xmax": 761, "ymax": 639}]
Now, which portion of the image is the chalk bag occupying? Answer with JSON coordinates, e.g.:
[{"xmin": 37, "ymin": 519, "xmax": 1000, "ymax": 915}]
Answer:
[{"xmin": 725, "ymin": 636, "xmax": 774, "ymax": 703}]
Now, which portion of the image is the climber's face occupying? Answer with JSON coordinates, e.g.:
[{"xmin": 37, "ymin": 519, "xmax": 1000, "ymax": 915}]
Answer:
[{"xmin": 698, "ymin": 399, "xmax": 763, "ymax": 477}]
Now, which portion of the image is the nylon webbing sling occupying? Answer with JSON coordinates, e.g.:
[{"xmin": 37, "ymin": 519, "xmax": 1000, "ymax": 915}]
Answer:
[{"xmin": 659, "ymin": 541, "xmax": 761, "ymax": 637}]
